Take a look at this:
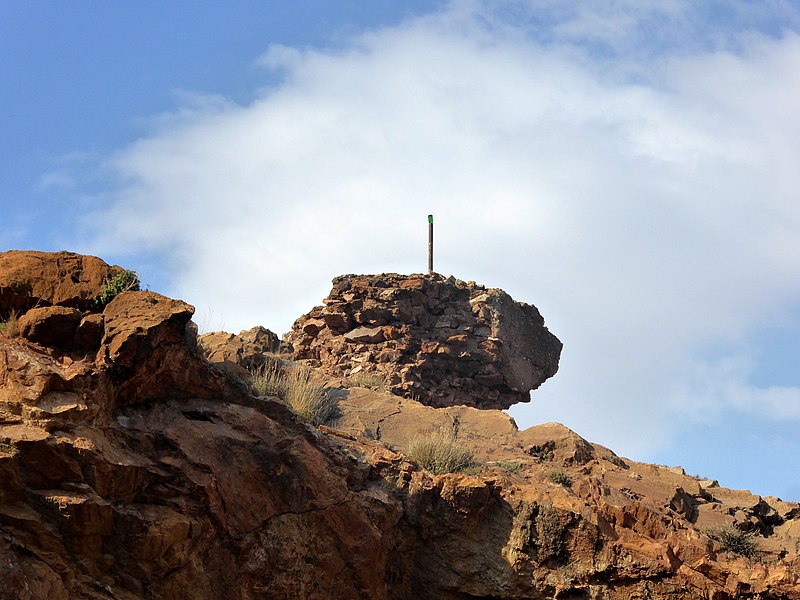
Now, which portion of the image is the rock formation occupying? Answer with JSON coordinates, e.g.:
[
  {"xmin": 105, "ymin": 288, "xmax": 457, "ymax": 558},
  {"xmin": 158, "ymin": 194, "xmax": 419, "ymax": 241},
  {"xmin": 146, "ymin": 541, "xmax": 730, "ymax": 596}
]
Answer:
[
  {"xmin": 0, "ymin": 250, "xmax": 119, "ymax": 314},
  {"xmin": 287, "ymin": 273, "xmax": 563, "ymax": 410},
  {"xmin": 1, "ymin": 252, "xmax": 799, "ymax": 599},
  {"xmin": 198, "ymin": 326, "xmax": 282, "ymax": 371}
]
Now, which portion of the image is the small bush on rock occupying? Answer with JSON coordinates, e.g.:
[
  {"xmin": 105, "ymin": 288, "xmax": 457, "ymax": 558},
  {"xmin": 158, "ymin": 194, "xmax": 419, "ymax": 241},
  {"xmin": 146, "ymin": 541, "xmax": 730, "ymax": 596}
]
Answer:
[
  {"xmin": 708, "ymin": 526, "xmax": 760, "ymax": 560},
  {"xmin": 94, "ymin": 269, "xmax": 140, "ymax": 309},
  {"xmin": 491, "ymin": 460, "xmax": 523, "ymax": 474},
  {"xmin": 347, "ymin": 370, "xmax": 390, "ymax": 392},
  {"xmin": 407, "ymin": 430, "xmax": 476, "ymax": 475},
  {"xmin": 548, "ymin": 470, "xmax": 572, "ymax": 488}
]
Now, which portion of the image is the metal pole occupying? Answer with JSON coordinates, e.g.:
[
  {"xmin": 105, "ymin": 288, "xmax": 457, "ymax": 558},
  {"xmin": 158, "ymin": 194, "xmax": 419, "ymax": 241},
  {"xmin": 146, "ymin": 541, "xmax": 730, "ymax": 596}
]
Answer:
[{"xmin": 428, "ymin": 214, "xmax": 434, "ymax": 275}]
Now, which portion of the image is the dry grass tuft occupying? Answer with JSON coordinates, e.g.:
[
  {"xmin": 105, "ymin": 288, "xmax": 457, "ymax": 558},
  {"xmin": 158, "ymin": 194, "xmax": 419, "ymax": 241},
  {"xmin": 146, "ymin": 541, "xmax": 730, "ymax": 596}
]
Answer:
[
  {"xmin": 284, "ymin": 365, "xmax": 340, "ymax": 425},
  {"xmin": 347, "ymin": 370, "xmax": 390, "ymax": 392},
  {"xmin": 0, "ymin": 310, "xmax": 20, "ymax": 338},
  {"xmin": 407, "ymin": 429, "xmax": 476, "ymax": 475},
  {"xmin": 249, "ymin": 360, "xmax": 287, "ymax": 398},
  {"xmin": 250, "ymin": 362, "xmax": 339, "ymax": 426}
]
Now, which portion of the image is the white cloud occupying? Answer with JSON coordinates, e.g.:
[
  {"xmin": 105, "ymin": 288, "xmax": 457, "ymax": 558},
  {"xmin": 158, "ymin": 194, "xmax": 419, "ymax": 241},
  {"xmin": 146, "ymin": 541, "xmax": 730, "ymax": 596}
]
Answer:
[{"xmin": 82, "ymin": 1, "xmax": 800, "ymax": 461}]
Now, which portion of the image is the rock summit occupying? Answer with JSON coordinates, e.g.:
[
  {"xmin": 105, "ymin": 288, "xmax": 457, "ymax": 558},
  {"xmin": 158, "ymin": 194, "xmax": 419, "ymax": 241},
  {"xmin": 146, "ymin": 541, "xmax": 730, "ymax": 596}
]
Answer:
[{"xmin": 287, "ymin": 273, "xmax": 563, "ymax": 410}]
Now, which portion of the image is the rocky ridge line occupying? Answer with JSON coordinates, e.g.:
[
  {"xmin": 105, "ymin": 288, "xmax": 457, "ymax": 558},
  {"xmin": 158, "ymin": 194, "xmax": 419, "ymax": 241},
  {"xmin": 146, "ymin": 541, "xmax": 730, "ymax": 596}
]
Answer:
[{"xmin": 1, "ymin": 250, "xmax": 798, "ymax": 599}]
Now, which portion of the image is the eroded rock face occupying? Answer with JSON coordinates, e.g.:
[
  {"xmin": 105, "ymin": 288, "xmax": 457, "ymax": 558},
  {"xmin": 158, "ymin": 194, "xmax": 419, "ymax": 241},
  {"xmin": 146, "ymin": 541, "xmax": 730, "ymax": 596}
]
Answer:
[
  {"xmin": 0, "ymin": 250, "xmax": 117, "ymax": 314},
  {"xmin": 287, "ymin": 273, "xmax": 563, "ymax": 410}
]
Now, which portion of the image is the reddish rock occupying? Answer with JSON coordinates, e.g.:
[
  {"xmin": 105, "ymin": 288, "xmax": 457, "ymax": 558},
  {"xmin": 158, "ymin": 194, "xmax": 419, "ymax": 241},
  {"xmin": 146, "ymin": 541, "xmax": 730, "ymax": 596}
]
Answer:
[
  {"xmin": 238, "ymin": 325, "xmax": 281, "ymax": 353},
  {"xmin": 287, "ymin": 273, "xmax": 562, "ymax": 410},
  {"xmin": 99, "ymin": 291, "xmax": 228, "ymax": 405},
  {"xmin": 0, "ymin": 250, "xmax": 117, "ymax": 314},
  {"xmin": 198, "ymin": 326, "xmax": 282, "ymax": 371},
  {"xmin": 17, "ymin": 306, "xmax": 81, "ymax": 349},
  {"xmin": 73, "ymin": 313, "xmax": 104, "ymax": 352}
]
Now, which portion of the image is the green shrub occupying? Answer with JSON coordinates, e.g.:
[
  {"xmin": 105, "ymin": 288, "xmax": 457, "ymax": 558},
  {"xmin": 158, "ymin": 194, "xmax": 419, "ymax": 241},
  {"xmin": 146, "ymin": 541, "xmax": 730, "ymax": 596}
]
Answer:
[
  {"xmin": 407, "ymin": 430, "xmax": 476, "ymax": 475},
  {"xmin": 707, "ymin": 526, "xmax": 760, "ymax": 560},
  {"xmin": 94, "ymin": 269, "xmax": 140, "ymax": 308},
  {"xmin": 548, "ymin": 470, "xmax": 572, "ymax": 488}
]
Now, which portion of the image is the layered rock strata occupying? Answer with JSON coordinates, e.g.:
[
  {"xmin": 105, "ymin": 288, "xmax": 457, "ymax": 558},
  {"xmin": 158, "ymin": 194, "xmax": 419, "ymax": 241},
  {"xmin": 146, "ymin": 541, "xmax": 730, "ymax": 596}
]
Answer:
[{"xmin": 287, "ymin": 273, "xmax": 562, "ymax": 410}]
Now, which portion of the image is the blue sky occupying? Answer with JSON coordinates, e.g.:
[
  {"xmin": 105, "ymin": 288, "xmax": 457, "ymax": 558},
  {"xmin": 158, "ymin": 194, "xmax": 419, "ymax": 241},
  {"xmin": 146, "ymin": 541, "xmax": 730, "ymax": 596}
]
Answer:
[{"xmin": 3, "ymin": 1, "xmax": 799, "ymax": 501}]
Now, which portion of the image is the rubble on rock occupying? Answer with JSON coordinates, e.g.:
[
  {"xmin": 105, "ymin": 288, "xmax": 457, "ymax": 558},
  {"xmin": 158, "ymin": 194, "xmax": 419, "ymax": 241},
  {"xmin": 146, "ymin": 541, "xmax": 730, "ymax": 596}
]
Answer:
[
  {"xmin": 287, "ymin": 273, "xmax": 563, "ymax": 410},
  {"xmin": 1, "ymin": 252, "xmax": 799, "ymax": 600}
]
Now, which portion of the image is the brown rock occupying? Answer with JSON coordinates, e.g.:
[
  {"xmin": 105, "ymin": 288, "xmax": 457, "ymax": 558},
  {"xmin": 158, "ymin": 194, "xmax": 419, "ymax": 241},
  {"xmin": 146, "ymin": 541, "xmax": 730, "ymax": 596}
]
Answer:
[
  {"xmin": 99, "ymin": 291, "xmax": 228, "ymax": 405},
  {"xmin": 238, "ymin": 325, "xmax": 281, "ymax": 353},
  {"xmin": 17, "ymin": 306, "xmax": 81, "ymax": 349},
  {"xmin": 344, "ymin": 325, "xmax": 385, "ymax": 344},
  {"xmin": 198, "ymin": 326, "xmax": 282, "ymax": 371},
  {"xmin": 73, "ymin": 313, "xmax": 104, "ymax": 352},
  {"xmin": 287, "ymin": 273, "xmax": 562, "ymax": 410},
  {"xmin": 198, "ymin": 331, "xmax": 261, "ymax": 369},
  {"xmin": 0, "ymin": 250, "xmax": 117, "ymax": 314}
]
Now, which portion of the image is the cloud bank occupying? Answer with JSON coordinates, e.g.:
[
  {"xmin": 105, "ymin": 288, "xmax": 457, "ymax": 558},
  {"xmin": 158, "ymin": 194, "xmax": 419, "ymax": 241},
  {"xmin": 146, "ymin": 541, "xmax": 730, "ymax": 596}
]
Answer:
[{"xmin": 81, "ymin": 1, "xmax": 800, "ymax": 487}]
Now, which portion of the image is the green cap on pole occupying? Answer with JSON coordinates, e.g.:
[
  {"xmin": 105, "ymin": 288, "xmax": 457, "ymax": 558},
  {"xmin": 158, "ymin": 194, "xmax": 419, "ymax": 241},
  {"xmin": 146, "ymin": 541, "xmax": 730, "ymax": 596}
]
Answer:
[{"xmin": 428, "ymin": 214, "xmax": 433, "ymax": 224}]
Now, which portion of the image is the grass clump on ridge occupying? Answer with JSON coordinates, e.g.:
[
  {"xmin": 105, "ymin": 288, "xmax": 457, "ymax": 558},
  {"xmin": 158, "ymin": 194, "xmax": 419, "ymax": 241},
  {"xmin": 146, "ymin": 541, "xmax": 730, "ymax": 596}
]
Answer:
[
  {"xmin": 707, "ymin": 526, "xmax": 761, "ymax": 560},
  {"xmin": 249, "ymin": 362, "xmax": 339, "ymax": 426},
  {"xmin": 94, "ymin": 269, "xmax": 140, "ymax": 309},
  {"xmin": 407, "ymin": 429, "xmax": 476, "ymax": 475}
]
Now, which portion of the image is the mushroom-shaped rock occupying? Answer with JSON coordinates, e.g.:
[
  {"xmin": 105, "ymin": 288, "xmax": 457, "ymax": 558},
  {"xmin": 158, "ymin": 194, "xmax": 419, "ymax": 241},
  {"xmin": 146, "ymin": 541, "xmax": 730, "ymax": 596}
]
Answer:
[{"xmin": 287, "ymin": 273, "xmax": 562, "ymax": 410}]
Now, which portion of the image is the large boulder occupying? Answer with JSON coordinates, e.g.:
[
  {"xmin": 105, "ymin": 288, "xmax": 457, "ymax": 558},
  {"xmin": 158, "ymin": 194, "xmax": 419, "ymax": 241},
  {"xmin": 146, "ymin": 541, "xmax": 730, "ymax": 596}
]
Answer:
[
  {"xmin": 286, "ymin": 274, "xmax": 562, "ymax": 409},
  {"xmin": 0, "ymin": 250, "xmax": 118, "ymax": 314},
  {"xmin": 17, "ymin": 305, "xmax": 82, "ymax": 350},
  {"xmin": 99, "ymin": 291, "xmax": 228, "ymax": 405}
]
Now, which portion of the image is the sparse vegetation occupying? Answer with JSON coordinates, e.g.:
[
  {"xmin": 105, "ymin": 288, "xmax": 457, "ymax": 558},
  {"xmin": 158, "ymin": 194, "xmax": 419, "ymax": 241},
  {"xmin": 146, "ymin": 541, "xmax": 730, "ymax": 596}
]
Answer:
[
  {"xmin": 707, "ymin": 526, "xmax": 761, "ymax": 560},
  {"xmin": 249, "ymin": 360, "xmax": 287, "ymax": 398},
  {"xmin": 249, "ymin": 362, "xmax": 339, "ymax": 426},
  {"xmin": 548, "ymin": 470, "xmax": 572, "ymax": 488},
  {"xmin": 347, "ymin": 370, "xmax": 390, "ymax": 392},
  {"xmin": 0, "ymin": 310, "xmax": 20, "ymax": 338},
  {"xmin": 529, "ymin": 444, "xmax": 554, "ymax": 462},
  {"xmin": 285, "ymin": 365, "xmax": 340, "ymax": 425},
  {"xmin": 491, "ymin": 460, "xmax": 523, "ymax": 474},
  {"xmin": 94, "ymin": 269, "xmax": 140, "ymax": 308},
  {"xmin": 407, "ymin": 429, "xmax": 476, "ymax": 475}
]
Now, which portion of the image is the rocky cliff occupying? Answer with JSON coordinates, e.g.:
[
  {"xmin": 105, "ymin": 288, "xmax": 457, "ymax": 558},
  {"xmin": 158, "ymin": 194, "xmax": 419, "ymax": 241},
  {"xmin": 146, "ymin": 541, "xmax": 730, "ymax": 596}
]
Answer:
[
  {"xmin": 1, "ymin": 250, "xmax": 798, "ymax": 600},
  {"xmin": 287, "ymin": 273, "xmax": 562, "ymax": 410}
]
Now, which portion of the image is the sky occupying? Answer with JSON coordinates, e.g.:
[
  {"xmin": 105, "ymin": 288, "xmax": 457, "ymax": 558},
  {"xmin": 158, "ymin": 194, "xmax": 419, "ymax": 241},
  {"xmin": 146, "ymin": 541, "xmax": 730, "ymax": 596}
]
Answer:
[{"xmin": 2, "ymin": 0, "xmax": 799, "ymax": 501}]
